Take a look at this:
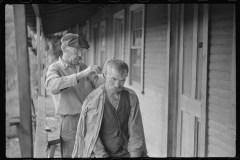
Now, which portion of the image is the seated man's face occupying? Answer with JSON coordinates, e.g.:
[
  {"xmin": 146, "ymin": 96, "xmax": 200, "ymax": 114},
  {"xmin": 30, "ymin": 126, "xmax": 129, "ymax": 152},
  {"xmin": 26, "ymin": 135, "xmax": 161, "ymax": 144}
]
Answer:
[{"xmin": 106, "ymin": 67, "xmax": 128, "ymax": 94}]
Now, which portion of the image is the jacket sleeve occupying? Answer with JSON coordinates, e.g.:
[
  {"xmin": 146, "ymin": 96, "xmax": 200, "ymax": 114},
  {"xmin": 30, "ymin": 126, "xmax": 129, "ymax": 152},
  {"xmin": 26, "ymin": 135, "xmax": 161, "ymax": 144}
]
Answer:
[
  {"xmin": 127, "ymin": 93, "xmax": 146, "ymax": 157},
  {"xmin": 44, "ymin": 64, "xmax": 78, "ymax": 94},
  {"xmin": 91, "ymin": 136, "xmax": 109, "ymax": 158}
]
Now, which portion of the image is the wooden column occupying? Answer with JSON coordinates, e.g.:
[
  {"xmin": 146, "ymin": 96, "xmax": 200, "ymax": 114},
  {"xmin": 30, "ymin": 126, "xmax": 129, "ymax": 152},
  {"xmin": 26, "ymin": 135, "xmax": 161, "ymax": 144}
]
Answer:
[
  {"xmin": 37, "ymin": 16, "xmax": 42, "ymax": 96},
  {"xmin": 13, "ymin": 4, "xmax": 33, "ymax": 157},
  {"xmin": 41, "ymin": 37, "xmax": 46, "ymax": 97}
]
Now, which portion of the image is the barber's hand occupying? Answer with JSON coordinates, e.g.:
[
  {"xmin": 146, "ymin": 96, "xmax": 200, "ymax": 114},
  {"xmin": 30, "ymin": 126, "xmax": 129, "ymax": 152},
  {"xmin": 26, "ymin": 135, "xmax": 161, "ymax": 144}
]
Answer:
[{"xmin": 82, "ymin": 65, "xmax": 102, "ymax": 77}]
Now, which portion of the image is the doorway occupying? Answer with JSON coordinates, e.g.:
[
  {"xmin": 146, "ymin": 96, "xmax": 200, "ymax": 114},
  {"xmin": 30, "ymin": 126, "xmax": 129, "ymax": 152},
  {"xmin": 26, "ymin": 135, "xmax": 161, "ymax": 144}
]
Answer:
[{"xmin": 176, "ymin": 4, "xmax": 207, "ymax": 157}]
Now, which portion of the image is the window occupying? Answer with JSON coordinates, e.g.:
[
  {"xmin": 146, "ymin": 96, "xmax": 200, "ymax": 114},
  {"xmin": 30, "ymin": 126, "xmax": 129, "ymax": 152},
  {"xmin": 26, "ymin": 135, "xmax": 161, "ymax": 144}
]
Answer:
[
  {"xmin": 113, "ymin": 9, "xmax": 125, "ymax": 60},
  {"xmin": 129, "ymin": 4, "xmax": 145, "ymax": 91}
]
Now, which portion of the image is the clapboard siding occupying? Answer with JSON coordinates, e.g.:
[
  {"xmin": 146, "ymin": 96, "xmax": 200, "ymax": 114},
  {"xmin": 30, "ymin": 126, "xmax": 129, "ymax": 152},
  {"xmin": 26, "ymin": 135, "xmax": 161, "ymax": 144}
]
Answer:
[
  {"xmin": 208, "ymin": 103, "xmax": 230, "ymax": 117},
  {"xmin": 210, "ymin": 26, "xmax": 233, "ymax": 36},
  {"xmin": 209, "ymin": 87, "xmax": 231, "ymax": 99},
  {"xmin": 146, "ymin": 25, "xmax": 168, "ymax": 33},
  {"xmin": 207, "ymin": 4, "xmax": 235, "ymax": 157},
  {"xmin": 209, "ymin": 36, "xmax": 232, "ymax": 45},
  {"xmin": 208, "ymin": 144, "xmax": 232, "ymax": 157},
  {"xmin": 208, "ymin": 95, "xmax": 231, "ymax": 109},
  {"xmin": 211, "ymin": 17, "xmax": 233, "ymax": 27},
  {"xmin": 209, "ymin": 70, "xmax": 231, "ymax": 81},
  {"xmin": 208, "ymin": 119, "xmax": 236, "ymax": 139},
  {"xmin": 208, "ymin": 127, "xmax": 235, "ymax": 148},
  {"xmin": 208, "ymin": 135, "xmax": 235, "ymax": 155},
  {"xmin": 209, "ymin": 53, "xmax": 232, "ymax": 62},
  {"xmin": 209, "ymin": 62, "xmax": 231, "ymax": 72},
  {"xmin": 208, "ymin": 79, "xmax": 231, "ymax": 90},
  {"xmin": 145, "ymin": 34, "xmax": 167, "ymax": 42}
]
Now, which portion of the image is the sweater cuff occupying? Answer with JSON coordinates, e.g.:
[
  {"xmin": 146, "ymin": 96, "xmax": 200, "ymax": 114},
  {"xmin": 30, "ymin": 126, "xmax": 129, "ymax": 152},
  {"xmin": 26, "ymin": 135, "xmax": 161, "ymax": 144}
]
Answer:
[{"xmin": 130, "ymin": 151, "xmax": 142, "ymax": 157}]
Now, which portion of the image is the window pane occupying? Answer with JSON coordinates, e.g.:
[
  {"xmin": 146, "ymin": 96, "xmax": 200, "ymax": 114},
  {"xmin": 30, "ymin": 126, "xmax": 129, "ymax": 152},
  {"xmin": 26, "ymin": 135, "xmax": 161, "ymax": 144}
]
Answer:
[
  {"xmin": 130, "ymin": 49, "xmax": 141, "ymax": 84},
  {"xmin": 131, "ymin": 11, "xmax": 136, "ymax": 30},
  {"xmin": 138, "ymin": 10, "xmax": 143, "ymax": 28},
  {"xmin": 130, "ymin": 6, "xmax": 143, "ymax": 88},
  {"xmin": 138, "ymin": 29, "xmax": 142, "ymax": 46},
  {"xmin": 132, "ymin": 31, "xmax": 135, "ymax": 46},
  {"xmin": 182, "ymin": 4, "xmax": 194, "ymax": 96}
]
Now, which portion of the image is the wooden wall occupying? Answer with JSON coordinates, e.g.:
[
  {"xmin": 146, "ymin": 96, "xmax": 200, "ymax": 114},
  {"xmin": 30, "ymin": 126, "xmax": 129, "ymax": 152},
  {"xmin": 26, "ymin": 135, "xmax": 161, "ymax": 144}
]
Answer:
[
  {"xmin": 207, "ymin": 4, "xmax": 236, "ymax": 157},
  {"xmin": 88, "ymin": 4, "xmax": 169, "ymax": 157}
]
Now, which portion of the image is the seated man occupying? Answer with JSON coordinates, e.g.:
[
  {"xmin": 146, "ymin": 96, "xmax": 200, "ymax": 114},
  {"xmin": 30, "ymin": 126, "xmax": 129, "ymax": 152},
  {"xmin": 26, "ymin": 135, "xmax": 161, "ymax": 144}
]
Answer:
[{"xmin": 72, "ymin": 59, "xmax": 148, "ymax": 158}]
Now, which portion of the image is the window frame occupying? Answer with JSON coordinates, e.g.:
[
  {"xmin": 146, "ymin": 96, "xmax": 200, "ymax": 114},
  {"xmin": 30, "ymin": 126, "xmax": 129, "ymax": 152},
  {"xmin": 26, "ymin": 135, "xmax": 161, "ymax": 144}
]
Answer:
[{"xmin": 129, "ymin": 4, "xmax": 145, "ymax": 93}]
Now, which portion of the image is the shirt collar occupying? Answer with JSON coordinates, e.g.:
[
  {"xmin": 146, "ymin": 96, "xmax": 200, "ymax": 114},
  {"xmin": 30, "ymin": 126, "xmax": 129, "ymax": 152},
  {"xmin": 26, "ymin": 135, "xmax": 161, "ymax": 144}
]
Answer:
[{"xmin": 58, "ymin": 57, "xmax": 70, "ymax": 69}]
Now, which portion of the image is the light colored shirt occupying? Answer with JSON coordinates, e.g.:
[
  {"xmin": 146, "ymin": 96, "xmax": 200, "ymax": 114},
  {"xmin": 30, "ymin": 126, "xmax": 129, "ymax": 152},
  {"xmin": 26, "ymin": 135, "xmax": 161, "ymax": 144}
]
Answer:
[
  {"xmin": 72, "ymin": 84, "xmax": 148, "ymax": 158},
  {"xmin": 44, "ymin": 57, "xmax": 105, "ymax": 115}
]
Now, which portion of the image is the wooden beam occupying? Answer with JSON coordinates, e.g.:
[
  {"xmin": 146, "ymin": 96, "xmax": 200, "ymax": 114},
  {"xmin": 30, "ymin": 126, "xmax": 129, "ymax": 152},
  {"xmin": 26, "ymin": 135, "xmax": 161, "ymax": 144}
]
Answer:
[
  {"xmin": 42, "ymin": 11, "xmax": 92, "ymax": 24},
  {"xmin": 37, "ymin": 16, "xmax": 41, "ymax": 96},
  {"xmin": 41, "ymin": 4, "xmax": 97, "ymax": 16},
  {"xmin": 13, "ymin": 4, "xmax": 33, "ymax": 157},
  {"xmin": 32, "ymin": 4, "xmax": 40, "ymax": 17},
  {"xmin": 199, "ymin": 4, "xmax": 209, "ymax": 157}
]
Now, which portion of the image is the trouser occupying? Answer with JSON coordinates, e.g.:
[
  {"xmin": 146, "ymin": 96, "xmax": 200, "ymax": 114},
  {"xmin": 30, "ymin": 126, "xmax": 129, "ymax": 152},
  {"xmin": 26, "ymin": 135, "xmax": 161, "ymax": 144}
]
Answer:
[{"xmin": 59, "ymin": 114, "xmax": 80, "ymax": 158}]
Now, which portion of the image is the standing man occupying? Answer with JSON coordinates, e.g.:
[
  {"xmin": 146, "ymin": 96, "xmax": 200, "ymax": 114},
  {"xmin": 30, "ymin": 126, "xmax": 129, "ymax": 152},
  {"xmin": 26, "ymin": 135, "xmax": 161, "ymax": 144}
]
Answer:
[
  {"xmin": 44, "ymin": 33, "xmax": 105, "ymax": 157},
  {"xmin": 72, "ymin": 59, "xmax": 148, "ymax": 158}
]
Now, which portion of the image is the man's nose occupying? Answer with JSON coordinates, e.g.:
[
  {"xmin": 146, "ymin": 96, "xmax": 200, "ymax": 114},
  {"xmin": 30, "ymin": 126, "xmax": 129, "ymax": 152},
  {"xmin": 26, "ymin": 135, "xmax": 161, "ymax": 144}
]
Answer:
[{"xmin": 114, "ymin": 81, "xmax": 121, "ymax": 88}]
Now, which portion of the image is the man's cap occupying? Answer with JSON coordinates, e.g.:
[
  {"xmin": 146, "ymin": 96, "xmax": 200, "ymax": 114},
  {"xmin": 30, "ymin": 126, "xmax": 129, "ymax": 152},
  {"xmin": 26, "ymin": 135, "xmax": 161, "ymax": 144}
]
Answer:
[{"xmin": 61, "ymin": 33, "xmax": 89, "ymax": 49}]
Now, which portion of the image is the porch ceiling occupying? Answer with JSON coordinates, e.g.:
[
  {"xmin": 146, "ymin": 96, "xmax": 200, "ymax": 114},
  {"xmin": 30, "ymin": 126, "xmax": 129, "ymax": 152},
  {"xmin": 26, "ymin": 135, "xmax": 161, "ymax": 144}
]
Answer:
[{"xmin": 25, "ymin": 4, "xmax": 107, "ymax": 35}]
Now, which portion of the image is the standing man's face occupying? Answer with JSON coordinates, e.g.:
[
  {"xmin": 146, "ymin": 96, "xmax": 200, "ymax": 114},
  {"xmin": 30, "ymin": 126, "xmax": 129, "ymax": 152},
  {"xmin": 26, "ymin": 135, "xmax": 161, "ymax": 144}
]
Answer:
[
  {"xmin": 66, "ymin": 47, "xmax": 82, "ymax": 65},
  {"xmin": 105, "ymin": 66, "xmax": 128, "ymax": 94}
]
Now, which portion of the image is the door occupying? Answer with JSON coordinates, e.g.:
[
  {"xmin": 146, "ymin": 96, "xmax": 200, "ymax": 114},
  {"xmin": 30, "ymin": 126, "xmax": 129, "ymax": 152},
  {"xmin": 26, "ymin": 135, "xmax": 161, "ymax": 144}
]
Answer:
[
  {"xmin": 177, "ymin": 4, "xmax": 205, "ymax": 157},
  {"xmin": 113, "ymin": 9, "xmax": 125, "ymax": 60}
]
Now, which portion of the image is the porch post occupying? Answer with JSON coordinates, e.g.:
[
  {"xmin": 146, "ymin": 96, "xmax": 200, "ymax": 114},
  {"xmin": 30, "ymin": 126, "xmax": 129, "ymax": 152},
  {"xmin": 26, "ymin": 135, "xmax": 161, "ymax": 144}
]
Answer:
[
  {"xmin": 37, "ymin": 16, "xmax": 42, "ymax": 96},
  {"xmin": 13, "ymin": 4, "xmax": 33, "ymax": 157}
]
